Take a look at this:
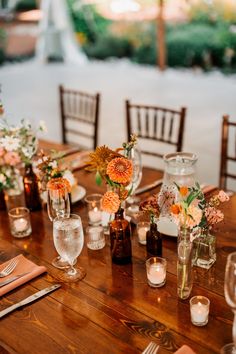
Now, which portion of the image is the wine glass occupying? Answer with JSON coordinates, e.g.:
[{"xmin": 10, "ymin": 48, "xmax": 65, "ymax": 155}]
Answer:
[
  {"xmin": 47, "ymin": 182, "xmax": 71, "ymax": 269},
  {"xmin": 126, "ymin": 145, "xmax": 142, "ymax": 213},
  {"xmin": 221, "ymin": 252, "xmax": 236, "ymax": 354},
  {"xmin": 53, "ymin": 214, "xmax": 86, "ymax": 282}
]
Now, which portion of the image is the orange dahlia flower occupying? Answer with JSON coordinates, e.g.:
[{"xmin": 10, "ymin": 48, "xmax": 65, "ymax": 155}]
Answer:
[
  {"xmin": 106, "ymin": 157, "xmax": 133, "ymax": 184},
  {"xmin": 179, "ymin": 186, "xmax": 188, "ymax": 197},
  {"xmin": 170, "ymin": 204, "xmax": 181, "ymax": 215},
  {"xmin": 47, "ymin": 177, "xmax": 71, "ymax": 194},
  {"xmin": 101, "ymin": 191, "xmax": 120, "ymax": 214}
]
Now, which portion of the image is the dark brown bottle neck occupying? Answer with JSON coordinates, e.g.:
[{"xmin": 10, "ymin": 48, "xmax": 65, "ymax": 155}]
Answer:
[
  {"xmin": 25, "ymin": 163, "xmax": 33, "ymax": 175},
  {"xmin": 115, "ymin": 208, "xmax": 124, "ymax": 220},
  {"xmin": 150, "ymin": 222, "xmax": 158, "ymax": 231}
]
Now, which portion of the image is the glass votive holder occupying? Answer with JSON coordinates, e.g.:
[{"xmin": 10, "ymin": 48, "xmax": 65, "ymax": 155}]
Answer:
[
  {"xmin": 137, "ymin": 221, "xmax": 150, "ymax": 245},
  {"xmin": 146, "ymin": 256, "xmax": 167, "ymax": 288},
  {"xmin": 85, "ymin": 194, "xmax": 102, "ymax": 226},
  {"xmin": 86, "ymin": 225, "xmax": 105, "ymax": 250},
  {"xmin": 190, "ymin": 295, "xmax": 210, "ymax": 326},
  {"xmin": 8, "ymin": 207, "xmax": 32, "ymax": 238}
]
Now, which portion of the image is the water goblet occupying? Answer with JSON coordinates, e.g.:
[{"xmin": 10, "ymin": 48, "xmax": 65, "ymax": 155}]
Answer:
[
  {"xmin": 47, "ymin": 181, "xmax": 71, "ymax": 269},
  {"xmin": 221, "ymin": 252, "xmax": 236, "ymax": 354},
  {"xmin": 53, "ymin": 214, "xmax": 86, "ymax": 282}
]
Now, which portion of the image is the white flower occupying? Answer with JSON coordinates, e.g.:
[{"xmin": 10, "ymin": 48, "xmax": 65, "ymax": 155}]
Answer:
[
  {"xmin": 0, "ymin": 174, "xmax": 6, "ymax": 184},
  {"xmin": 63, "ymin": 169, "xmax": 76, "ymax": 186},
  {"xmin": 48, "ymin": 160, "xmax": 57, "ymax": 169},
  {"xmin": 22, "ymin": 146, "xmax": 35, "ymax": 158},
  {"xmin": 39, "ymin": 120, "xmax": 47, "ymax": 133},
  {"xmin": 0, "ymin": 136, "xmax": 20, "ymax": 151}
]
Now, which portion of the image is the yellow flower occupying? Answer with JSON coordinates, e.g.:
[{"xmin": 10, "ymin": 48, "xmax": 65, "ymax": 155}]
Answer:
[
  {"xmin": 107, "ymin": 157, "xmax": 133, "ymax": 184},
  {"xmin": 101, "ymin": 191, "xmax": 120, "ymax": 214}
]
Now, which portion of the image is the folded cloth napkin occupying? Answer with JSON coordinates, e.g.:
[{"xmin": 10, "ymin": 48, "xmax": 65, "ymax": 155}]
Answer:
[
  {"xmin": 174, "ymin": 345, "xmax": 196, "ymax": 354},
  {"xmin": 201, "ymin": 184, "xmax": 218, "ymax": 195},
  {"xmin": 0, "ymin": 254, "xmax": 47, "ymax": 297}
]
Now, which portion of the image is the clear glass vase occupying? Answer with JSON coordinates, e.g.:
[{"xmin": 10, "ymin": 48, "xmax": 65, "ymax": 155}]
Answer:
[
  {"xmin": 193, "ymin": 229, "xmax": 216, "ymax": 269},
  {"xmin": 4, "ymin": 171, "xmax": 26, "ymax": 211},
  {"xmin": 177, "ymin": 227, "xmax": 193, "ymax": 300},
  {"xmin": 158, "ymin": 152, "xmax": 198, "ymax": 237}
]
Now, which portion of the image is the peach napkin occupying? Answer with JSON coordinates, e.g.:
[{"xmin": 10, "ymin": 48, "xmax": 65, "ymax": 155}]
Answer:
[
  {"xmin": 0, "ymin": 254, "xmax": 47, "ymax": 297},
  {"xmin": 202, "ymin": 184, "xmax": 218, "ymax": 195},
  {"xmin": 174, "ymin": 345, "xmax": 196, "ymax": 354}
]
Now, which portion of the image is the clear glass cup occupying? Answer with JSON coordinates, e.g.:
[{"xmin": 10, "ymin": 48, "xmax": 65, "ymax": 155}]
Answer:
[
  {"xmin": 86, "ymin": 225, "xmax": 105, "ymax": 250},
  {"xmin": 53, "ymin": 214, "xmax": 86, "ymax": 282},
  {"xmin": 8, "ymin": 207, "xmax": 32, "ymax": 238},
  {"xmin": 137, "ymin": 221, "xmax": 150, "ymax": 245},
  {"xmin": 146, "ymin": 256, "xmax": 167, "ymax": 288},
  {"xmin": 221, "ymin": 252, "xmax": 236, "ymax": 353},
  {"xmin": 47, "ymin": 182, "xmax": 71, "ymax": 269},
  {"xmin": 85, "ymin": 194, "xmax": 102, "ymax": 226},
  {"xmin": 190, "ymin": 296, "xmax": 210, "ymax": 326}
]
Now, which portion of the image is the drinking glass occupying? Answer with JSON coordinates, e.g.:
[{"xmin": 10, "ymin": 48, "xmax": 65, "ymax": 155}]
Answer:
[
  {"xmin": 47, "ymin": 182, "xmax": 71, "ymax": 269},
  {"xmin": 221, "ymin": 252, "xmax": 236, "ymax": 354},
  {"xmin": 125, "ymin": 146, "xmax": 142, "ymax": 213},
  {"xmin": 53, "ymin": 214, "xmax": 86, "ymax": 282}
]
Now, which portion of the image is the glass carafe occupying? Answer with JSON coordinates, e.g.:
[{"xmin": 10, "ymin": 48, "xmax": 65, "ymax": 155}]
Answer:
[{"xmin": 157, "ymin": 152, "xmax": 198, "ymax": 237}]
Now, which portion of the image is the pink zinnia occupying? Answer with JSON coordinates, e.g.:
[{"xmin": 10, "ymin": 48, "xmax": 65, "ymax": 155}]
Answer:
[
  {"xmin": 4, "ymin": 151, "xmax": 21, "ymax": 166},
  {"xmin": 205, "ymin": 206, "xmax": 224, "ymax": 225},
  {"xmin": 218, "ymin": 190, "xmax": 229, "ymax": 203},
  {"xmin": 0, "ymin": 147, "xmax": 4, "ymax": 157}
]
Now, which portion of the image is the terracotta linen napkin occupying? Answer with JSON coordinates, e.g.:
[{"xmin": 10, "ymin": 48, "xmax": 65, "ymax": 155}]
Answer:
[
  {"xmin": 174, "ymin": 345, "xmax": 196, "ymax": 354},
  {"xmin": 0, "ymin": 254, "xmax": 47, "ymax": 297}
]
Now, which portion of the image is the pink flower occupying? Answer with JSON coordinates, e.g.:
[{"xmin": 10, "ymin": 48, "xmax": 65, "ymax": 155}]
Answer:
[
  {"xmin": 4, "ymin": 151, "xmax": 21, "ymax": 166},
  {"xmin": 218, "ymin": 190, "xmax": 229, "ymax": 203},
  {"xmin": 0, "ymin": 147, "xmax": 4, "ymax": 157},
  {"xmin": 205, "ymin": 206, "xmax": 224, "ymax": 225},
  {"xmin": 181, "ymin": 205, "xmax": 202, "ymax": 229}
]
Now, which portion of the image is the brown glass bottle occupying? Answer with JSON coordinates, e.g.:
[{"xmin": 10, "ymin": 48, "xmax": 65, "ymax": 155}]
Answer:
[
  {"xmin": 109, "ymin": 208, "xmax": 132, "ymax": 264},
  {"xmin": 24, "ymin": 164, "xmax": 42, "ymax": 211},
  {"xmin": 146, "ymin": 222, "xmax": 162, "ymax": 257}
]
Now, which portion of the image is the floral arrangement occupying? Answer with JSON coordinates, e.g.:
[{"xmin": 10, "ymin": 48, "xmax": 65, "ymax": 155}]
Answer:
[
  {"xmin": 170, "ymin": 183, "xmax": 230, "ymax": 232},
  {"xmin": 139, "ymin": 194, "xmax": 160, "ymax": 223},
  {"xmin": 86, "ymin": 137, "xmax": 137, "ymax": 214},
  {"xmin": 34, "ymin": 151, "xmax": 76, "ymax": 192},
  {"xmin": 0, "ymin": 118, "xmax": 46, "ymax": 191}
]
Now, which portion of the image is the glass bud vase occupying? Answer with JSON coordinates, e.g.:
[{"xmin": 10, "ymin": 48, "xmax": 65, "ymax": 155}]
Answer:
[
  {"xmin": 4, "ymin": 170, "xmax": 26, "ymax": 211},
  {"xmin": 109, "ymin": 208, "xmax": 132, "ymax": 264},
  {"xmin": 192, "ymin": 228, "xmax": 216, "ymax": 269},
  {"xmin": 24, "ymin": 163, "xmax": 42, "ymax": 211},
  {"xmin": 146, "ymin": 222, "xmax": 162, "ymax": 257},
  {"xmin": 177, "ymin": 227, "xmax": 193, "ymax": 300}
]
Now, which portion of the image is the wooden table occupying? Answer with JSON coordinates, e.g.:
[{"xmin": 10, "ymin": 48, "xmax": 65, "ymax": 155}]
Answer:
[{"xmin": 0, "ymin": 142, "xmax": 235, "ymax": 354}]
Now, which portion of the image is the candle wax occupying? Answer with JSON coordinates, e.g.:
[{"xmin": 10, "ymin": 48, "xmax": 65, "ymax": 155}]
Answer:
[
  {"xmin": 190, "ymin": 302, "xmax": 209, "ymax": 323},
  {"xmin": 88, "ymin": 208, "xmax": 102, "ymax": 223},
  {"xmin": 13, "ymin": 218, "xmax": 28, "ymax": 232},
  {"xmin": 147, "ymin": 264, "xmax": 166, "ymax": 285}
]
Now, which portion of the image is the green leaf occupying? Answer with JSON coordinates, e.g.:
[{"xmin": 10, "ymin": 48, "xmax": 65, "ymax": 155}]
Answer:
[
  {"xmin": 95, "ymin": 171, "xmax": 102, "ymax": 186},
  {"xmin": 174, "ymin": 182, "xmax": 180, "ymax": 191},
  {"xmin": 127, "ymin": 185, "xmax": 133, "ymax": 197}
]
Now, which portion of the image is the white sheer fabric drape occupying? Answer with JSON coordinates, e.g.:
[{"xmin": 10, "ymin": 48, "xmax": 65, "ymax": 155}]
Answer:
[{"xmin": 36, "ymin": 0, "xmax": 87, "ymax": 64}]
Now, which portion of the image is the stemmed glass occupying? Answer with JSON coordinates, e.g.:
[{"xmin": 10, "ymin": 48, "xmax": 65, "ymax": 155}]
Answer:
[
  {"xmin": 125, "ymin": 145, "xmax": 142, "ymax": 213},
  {"xmin": 53, "ymin": 214, "xmax": 86, "ymax": 282},
  {"xmin": 221, "ymin": 252, "xmax": 236, "ymax": 354},
  {"xmin": 47, "ymin": 182, "xmax": 71, "ymax": 269}
]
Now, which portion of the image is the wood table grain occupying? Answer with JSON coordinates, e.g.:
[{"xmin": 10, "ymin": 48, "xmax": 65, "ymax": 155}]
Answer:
[{"xmin": 0, "ymin": 141, "xmax": 235, "ymax": 354}]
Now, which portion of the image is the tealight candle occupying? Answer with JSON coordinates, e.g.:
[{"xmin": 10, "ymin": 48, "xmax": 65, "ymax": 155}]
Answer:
[
  {"xmin": 86, "ymin": 226, "xmax": 105, "ymax": 250},
  {"xmin": 85, "ymin": 194, "xmax": 103, "ymax": 226},
  {"xmin": 8, "ymin": 207, "xmax": 32, "ymax": 238},
  {"xmin": 146, "ymin": 257, "xmax": 167, "ymax": 288},
  {"xmin": 137, "ymin": 222, "xmax": 150, "ymax": 245},
  {"xmin": 88, "ymin": 207, "xmax": 102, "ymax": 224},
  {"xmin": 190, "ymin": 296, "xmax": 210, "ymax": 326},
  {"xmin": 13, "ymin": 218, "xmax": 28, "ymax": 232}
]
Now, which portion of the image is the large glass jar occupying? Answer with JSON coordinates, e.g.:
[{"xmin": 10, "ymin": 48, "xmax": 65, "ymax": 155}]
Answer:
[{"xmin": 158, "ymin": 152, "xmax": 198, "ymax": 237}]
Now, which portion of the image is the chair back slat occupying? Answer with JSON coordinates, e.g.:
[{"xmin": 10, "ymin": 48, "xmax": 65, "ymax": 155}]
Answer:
[
  {"xmin": 59, "ymin": 85, "xmax": 100, "ymax": 150},
  {"xmin": 126, "ymin": 99, "xmax": 186, "ymax": 167},
  {"xmin": 219, "ymin": 115, "xmax": 236, "ymax": 190}
]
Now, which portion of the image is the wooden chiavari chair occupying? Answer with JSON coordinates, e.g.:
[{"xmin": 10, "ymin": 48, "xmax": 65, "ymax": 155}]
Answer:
[
  {"xmin": 59, "ymin": 85, "xmax": 100, "ymax": 151},
  {"xmin": 219, "ymin": 115, "xmax": 236, "ymax": 191},
  {"xmin": 126, "ymin": 99, "xmax": 186, "ymax": 167}
]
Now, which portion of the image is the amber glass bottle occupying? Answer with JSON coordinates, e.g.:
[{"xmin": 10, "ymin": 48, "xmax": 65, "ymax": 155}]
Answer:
[
  {"xmin": 109, "ymin": 208, "xmax": 132, "ymax": 264},
  {"xmin": 146, "ymin": 222, "xmax": 162, "ymax": 257},
  {"xmin": 24, "ymin": 164, "xmax": 42, "ymax": 211}
]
